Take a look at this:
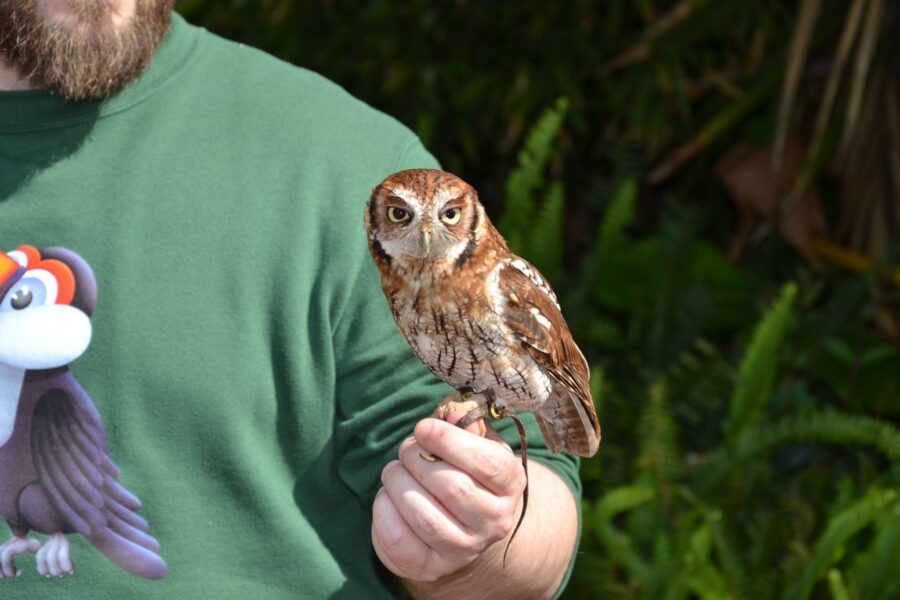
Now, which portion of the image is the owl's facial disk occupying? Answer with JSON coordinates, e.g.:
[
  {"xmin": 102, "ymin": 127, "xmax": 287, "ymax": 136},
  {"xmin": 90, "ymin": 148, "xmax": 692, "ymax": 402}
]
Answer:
[{"xmin": 373, "ymin": 186, "xmax": 474, "ymax": 265}]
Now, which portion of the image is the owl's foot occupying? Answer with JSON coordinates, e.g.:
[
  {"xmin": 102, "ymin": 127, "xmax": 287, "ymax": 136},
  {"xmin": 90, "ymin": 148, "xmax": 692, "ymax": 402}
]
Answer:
[
  {"xmin": 433, "ymin": 392, "xmax": 488, "ymax": 437},
  {"xmin": 0, "ymin": 535, "xmax": 41, "ymax": 579},
  {"xmin": 35, "ymin": 533, "xmax": 74, "ymax": 578},
  {"xmin": 420, "ymin": 392, "xmax": 489, "ymax": 461}
]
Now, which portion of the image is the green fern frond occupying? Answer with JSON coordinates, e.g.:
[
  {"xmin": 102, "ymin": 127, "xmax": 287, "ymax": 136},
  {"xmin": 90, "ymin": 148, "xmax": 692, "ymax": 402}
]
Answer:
[
  {"xmin": 498, "ymin": 97, "xmax": 569, "ymax": 243},
  {"xmin": 596, "ymin": 522, "xmax": 655, "ymax": 592},
  {"xmin": 827, "ymin": 569, "xmax": 852, "ymax": 600},
  {"xmin": 852, "ymin": 503, "xmax": 900, "ymax": 600},
  {"xmin": 785, "ymin": 488, "xmax": 897, "ymax": 600},
  {"xmin": 646, "ymin": 205, "xmax": 696, "ymax": 368},
  {"xmin": 687, "ymin": 564, "xmax": 735, "ymax": 600},
  {"xmin": 598, "ymin": 177, "xmax": 638, "ymax": 253},
  {"xmin": 653, "ymin": 532, "xmax": 677, "ymax": 582},
  {"xmin": 518, "ymin": 96, "xmax": 569, "ymax": 174},
  {"xmin": 639, "ymin": 381, "xmax": 682, "ymax": 503},
  {"xmin": 523, "ymin": 181, "xmax": 565, "ymax": 282},
  {"xmin": 697, "ymin": 411, "xmax": 900, "ymax": 491},
  {"xmin": 588, "ymin": 485, "xmax": 656, "ymax": 592},
  {"xmin": 708, "ymin": 510, "xmax": 751, "ymax": 600},
  {"xmin": 594, "ymin": 485, "xmax": 655, "ymax": 522},
  {"xmin": 676, "ymin": 489, "xmax": 749, "ymax": 600},
  {"xmin": 667, "ymin": 338, "xmax": 737, "ymax": 444},
  {"xmin": 725, "ymin": 282, "xmax": 797, "ymax": 437}
]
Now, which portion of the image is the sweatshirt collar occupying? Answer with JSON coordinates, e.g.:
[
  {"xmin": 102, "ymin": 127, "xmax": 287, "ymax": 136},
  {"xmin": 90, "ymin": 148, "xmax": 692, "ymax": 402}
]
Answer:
[{"xmin": 0, "ymin": 13, "xmax": 200, "ymax": 134}]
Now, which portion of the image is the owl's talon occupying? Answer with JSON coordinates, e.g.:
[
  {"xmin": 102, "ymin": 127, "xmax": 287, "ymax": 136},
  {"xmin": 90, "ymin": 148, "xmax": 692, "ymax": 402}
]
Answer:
[
  {"xmin": 419, "ymin": 452, "xmax": 441, "ymax": 462},
  {"xmin": 432, "ymin": 394, "xmax": 487, "ymax": 437},
  {"xmin": 456, "ymin": 407, "xmax": 486, "ymax": 430}
]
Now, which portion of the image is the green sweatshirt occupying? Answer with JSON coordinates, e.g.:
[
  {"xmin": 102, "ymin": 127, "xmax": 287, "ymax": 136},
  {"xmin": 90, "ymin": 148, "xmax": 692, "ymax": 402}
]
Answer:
[{"xmin": 0, "ymin": 13, "xmax": 580, "ymax": 599}]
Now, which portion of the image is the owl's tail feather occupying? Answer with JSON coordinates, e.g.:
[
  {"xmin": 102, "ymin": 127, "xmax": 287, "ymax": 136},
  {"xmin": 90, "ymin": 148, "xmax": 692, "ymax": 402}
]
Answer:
[
  {"xmin": 87, "ymin": 527, "xmax": 168, "ymax": 580},
  {"xmin": 535, "ymin": 387, "xmax": 600, "ymax": 457}
]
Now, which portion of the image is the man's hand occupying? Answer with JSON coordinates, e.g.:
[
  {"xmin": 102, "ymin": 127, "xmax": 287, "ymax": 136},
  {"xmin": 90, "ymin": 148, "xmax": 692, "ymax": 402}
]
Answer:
[{"xmin": 371, "ymin": 412, "xmax": 527, "ymax": 582}]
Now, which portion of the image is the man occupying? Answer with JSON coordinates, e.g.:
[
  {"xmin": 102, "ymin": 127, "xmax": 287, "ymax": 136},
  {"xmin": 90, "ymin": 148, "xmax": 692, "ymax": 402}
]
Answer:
[{"xmin": 0, "ymin": 1, "xmax": 581, "ymax": 597}]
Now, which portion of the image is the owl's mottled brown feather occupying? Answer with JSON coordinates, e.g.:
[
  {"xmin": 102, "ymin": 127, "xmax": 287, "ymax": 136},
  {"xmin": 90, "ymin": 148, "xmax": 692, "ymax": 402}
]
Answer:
[
  {"xmin": 364, "ymin": 168, "xmax": 600, "ymax": 457},
  {"xmin": 497, "ymin": 262, "xmax": 599, "ymax": 456}
]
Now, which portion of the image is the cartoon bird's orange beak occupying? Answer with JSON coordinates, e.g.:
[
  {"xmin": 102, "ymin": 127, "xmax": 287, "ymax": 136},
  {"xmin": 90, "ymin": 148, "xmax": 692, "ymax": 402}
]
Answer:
[{"xmin": 0, "ymin": 253, "xmax": 24, "ymax": 301}]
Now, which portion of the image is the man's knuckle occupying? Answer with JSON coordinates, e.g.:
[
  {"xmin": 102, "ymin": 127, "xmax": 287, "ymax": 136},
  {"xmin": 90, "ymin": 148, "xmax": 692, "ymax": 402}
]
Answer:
[
  {"xmin": 419, "ymin": 569, "xmax": 442, "ymax": 583},
  {"xmin": 478, "ymin": 453, "xmax": 506, "ymax": 481},
  {"xmin": 495, "ymin": 513, "xmax": 515, "ymax": 539},
  {"xmin": 380, "ymin": 464, "xmax": 398, "ymax": 485},
  {"xmin": 397, "ymin": 443, "xmax": 415, "ymax": 465},
  {"xmin": 419, "ymin": 554, "xmax": 449, "ymax": 582},
  {"xmin": 432, "ymin": 423, "xmax": 449, "ymax": 444},
  {"xmin": 394, "ymin": 548, "xmax": 429, "ymax": 577},
  {"xmin": 398, "ymin": 436, "xmax": 416, "ymax": 454},
  {"xmin": 413, "ymin": 509, "xmax": 443, "ymax": 538},
  {"xmin": 380, "ymin": 525, "xmax": 406, "ymax": 551},
  {"xmin": 444, "ymin": 477, "xmax": 474, "ymax": 504},
  {"xmin": 514, "ymin": 468, "xmax": 528, "ymax": 494}
]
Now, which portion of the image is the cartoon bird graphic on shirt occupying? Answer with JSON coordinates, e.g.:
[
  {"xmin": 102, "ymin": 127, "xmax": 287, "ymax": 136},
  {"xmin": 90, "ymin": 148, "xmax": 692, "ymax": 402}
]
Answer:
[{"xmin": 0, "ymin": 245, "xmax": 167, "ymax": 580}]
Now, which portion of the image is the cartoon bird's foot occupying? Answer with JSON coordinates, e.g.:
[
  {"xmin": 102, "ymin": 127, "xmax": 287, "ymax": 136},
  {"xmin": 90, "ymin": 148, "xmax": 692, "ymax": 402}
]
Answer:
[
  {"xmin": 0, "ymin": 536, "xmax": 41, "ymax": 579},
  {"xmin": 35, "ymin": 533, "xmax": 74, "ymax": 578},
  {"xmin": 420, "ymin": 391, "xmax": 488, "ymax": 462}
]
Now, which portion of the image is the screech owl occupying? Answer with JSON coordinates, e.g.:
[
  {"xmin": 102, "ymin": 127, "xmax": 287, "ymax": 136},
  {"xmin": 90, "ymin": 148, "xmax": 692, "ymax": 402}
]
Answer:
[{"xmin": 364, "ymin": 169, "xmax": 600, "ymax": 458}]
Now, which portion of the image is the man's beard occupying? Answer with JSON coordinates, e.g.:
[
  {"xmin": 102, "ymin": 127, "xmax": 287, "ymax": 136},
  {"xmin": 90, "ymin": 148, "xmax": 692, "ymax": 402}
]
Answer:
[{"xmin": 0, "ymin": 0, "xmax": 174, "ymax": 102}]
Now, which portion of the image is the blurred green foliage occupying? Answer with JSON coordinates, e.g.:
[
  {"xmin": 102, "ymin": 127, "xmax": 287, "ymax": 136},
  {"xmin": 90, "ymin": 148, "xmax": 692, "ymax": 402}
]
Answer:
[{"xmin": 178, "ymin": 1, "xmax": 900, "ymax": 597}]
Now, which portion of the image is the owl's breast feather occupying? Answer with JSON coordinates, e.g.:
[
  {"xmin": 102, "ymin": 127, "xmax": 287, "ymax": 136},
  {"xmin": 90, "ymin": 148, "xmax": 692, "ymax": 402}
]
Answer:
[{"xmin": 391, "ymin": 289, "xmax": 552, "ymax": 410}]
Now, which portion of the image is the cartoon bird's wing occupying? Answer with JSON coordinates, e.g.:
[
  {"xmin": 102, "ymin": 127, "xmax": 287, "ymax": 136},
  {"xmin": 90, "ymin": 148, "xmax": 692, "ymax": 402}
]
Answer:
[
  {"xmin": 497, "ymin": 259, "xmax": 600, "ymax": 457},
  {"xmin": 31, "ymin": 372, "xmax": 168, "ymax": 579}
]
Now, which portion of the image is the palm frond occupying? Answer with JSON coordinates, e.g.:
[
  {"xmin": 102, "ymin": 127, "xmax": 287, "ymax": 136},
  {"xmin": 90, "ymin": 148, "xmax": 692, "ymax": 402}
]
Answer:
[
  {"xmin": 839, "ymin": 0, "xmax": 886, "ymax": 156},
  {"xmin": 773, "ymin": 0, "xmax": 822, "ymax": 170},
  {"xmin": 809, "ymin": 0, "xmax": 868, "ymax": 166}
]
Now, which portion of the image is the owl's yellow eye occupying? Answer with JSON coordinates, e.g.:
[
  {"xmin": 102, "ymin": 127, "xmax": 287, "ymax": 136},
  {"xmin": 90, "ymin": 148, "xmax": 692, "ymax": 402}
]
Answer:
[
  {"xmin": 387, "ymin": 207, "xmax": 412, "ymax": 223},
  {"xmin": 441, "ymin": 208, "xmax": 462, "ymax": 225}
]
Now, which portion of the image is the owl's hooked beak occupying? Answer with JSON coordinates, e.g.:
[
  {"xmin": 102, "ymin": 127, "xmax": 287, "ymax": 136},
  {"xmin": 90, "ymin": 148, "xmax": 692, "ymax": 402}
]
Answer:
[{"xmin": 419, "ymin": 229, "xmax": 432, "ymax": 257}]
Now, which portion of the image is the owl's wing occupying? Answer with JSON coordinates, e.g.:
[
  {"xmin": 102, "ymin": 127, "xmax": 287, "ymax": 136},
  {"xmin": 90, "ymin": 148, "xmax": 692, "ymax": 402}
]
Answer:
[
  {"xmin": 497, "ymin": 259, "xmax": 600, "ymax": 457},
  {"xmin": 30, "ymin": 372, "xmax": 168, "ymax": 579}
]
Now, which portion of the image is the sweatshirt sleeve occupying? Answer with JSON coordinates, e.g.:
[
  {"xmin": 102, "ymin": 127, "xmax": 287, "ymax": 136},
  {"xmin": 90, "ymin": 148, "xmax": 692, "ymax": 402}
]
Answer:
[{"xmin": 331, "ymin": 136, "xmax": 448, "ymax": 504}]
